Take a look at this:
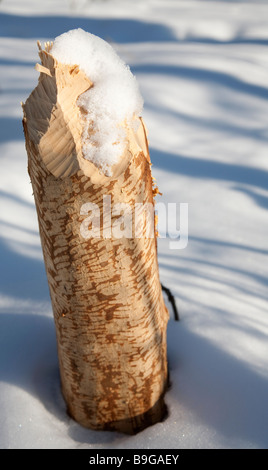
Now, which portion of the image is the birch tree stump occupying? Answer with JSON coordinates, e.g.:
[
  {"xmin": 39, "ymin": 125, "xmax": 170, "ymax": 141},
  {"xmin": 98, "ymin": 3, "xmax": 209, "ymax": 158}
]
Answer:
[{"xmin": 22, "ymin": 42, "xmax": 169, "ymax": 434}]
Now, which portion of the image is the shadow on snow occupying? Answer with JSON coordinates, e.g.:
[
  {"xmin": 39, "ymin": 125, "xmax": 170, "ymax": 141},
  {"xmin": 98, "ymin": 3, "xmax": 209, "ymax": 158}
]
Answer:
[
  {"xmin": 0, "ymin": 13, "xmax": 176, "ymax": 43},
  {"xmin": 150, "ymin": 147, "xmax": 268, "ymax": 194}
]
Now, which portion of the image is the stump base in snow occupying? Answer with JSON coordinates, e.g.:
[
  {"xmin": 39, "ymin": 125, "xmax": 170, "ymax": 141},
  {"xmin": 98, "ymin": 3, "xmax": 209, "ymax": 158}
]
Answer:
[{"xmin": 66, "ymin": 387, "xmax": 169, "ymax": 435}]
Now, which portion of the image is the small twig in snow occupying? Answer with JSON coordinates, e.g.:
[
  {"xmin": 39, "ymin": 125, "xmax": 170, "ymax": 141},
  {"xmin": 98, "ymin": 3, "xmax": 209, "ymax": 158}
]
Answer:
[{"xmin": 161, "ymin": 284, "xmax": 180, "ymax": 321}]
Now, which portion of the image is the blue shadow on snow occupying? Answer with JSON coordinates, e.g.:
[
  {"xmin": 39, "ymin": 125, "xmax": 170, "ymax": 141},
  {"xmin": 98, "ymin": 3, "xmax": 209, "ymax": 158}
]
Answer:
[
  {"xmin": 150, "ymin": 148, "xmax": 268, "ymax": 192},
  {"xmin": 0, "ymin": 13, "xmax": 176, "ymax": 43}
]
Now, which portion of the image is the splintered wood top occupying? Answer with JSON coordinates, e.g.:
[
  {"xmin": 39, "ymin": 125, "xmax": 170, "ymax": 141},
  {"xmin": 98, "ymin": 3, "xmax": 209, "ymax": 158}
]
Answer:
[{"xmin": 22, "ymin": 43, "xmax": 150, "ymax": 184}]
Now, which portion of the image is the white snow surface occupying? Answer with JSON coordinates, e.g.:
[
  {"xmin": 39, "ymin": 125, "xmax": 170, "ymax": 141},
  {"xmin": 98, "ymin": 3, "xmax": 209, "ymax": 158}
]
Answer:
[
  {"xmin": 0, "ymin": 0, "xmax": 268, "ymax": 449},
  {"xmin": 51, "ymin": 28, "xmax": 143, "ymax": 175}
]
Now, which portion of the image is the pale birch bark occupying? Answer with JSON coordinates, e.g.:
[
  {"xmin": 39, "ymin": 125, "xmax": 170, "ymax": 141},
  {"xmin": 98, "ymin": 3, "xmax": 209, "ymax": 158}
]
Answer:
[{"xmin": 22, "ymin": 43, "xmax": 169, "ymax": 434}]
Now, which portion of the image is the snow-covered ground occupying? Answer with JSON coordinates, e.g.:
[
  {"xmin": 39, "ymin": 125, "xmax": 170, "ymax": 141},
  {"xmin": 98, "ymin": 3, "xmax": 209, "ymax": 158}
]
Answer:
[{"xmin": 0, "ymin": 0, "xmax": 267, "ymax": 449}]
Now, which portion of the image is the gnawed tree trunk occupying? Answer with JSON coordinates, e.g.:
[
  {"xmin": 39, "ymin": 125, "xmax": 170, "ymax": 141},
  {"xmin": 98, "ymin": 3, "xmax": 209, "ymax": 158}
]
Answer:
[{"xmin": 22, "ymin": 42, "xmax": 169, "ymax": 434}]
